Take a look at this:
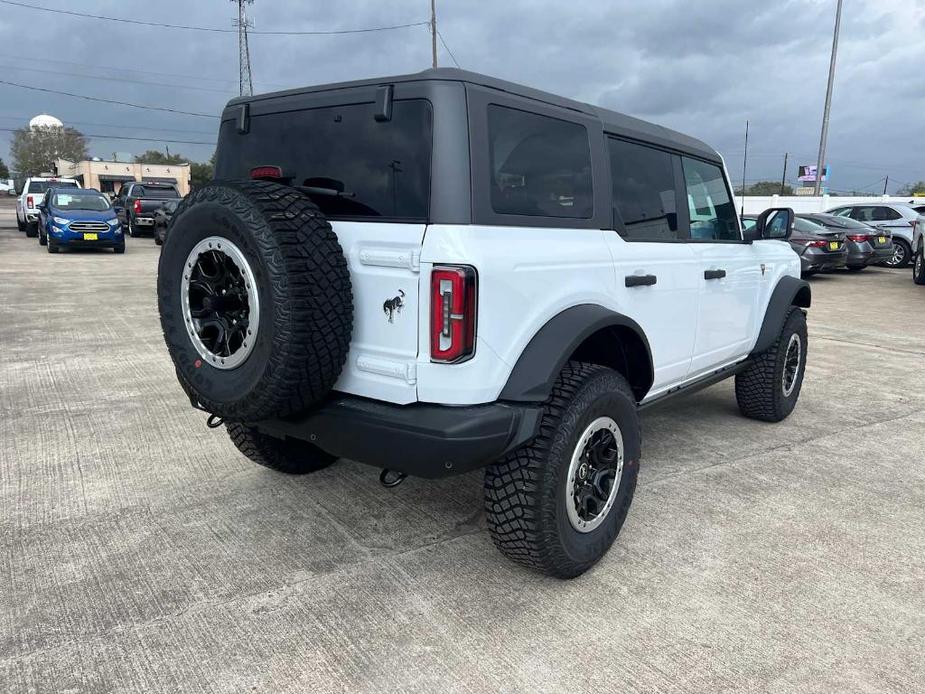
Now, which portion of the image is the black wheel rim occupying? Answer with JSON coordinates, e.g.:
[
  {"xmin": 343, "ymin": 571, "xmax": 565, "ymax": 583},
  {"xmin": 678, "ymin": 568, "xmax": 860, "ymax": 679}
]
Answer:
[
  {"xmin": 782, "ymin": 333, "xmax": 802, "ymax": 397},
  {"xmin": 566, "ymin": 417, "xmax": 624, "ymax": 533}
]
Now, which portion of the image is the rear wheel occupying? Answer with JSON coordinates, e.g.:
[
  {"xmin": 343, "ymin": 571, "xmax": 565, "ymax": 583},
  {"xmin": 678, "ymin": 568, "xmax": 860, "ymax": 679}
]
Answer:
[
  {"xmin": 38, "ymin": 228, "xmax": 47, "ymax": 246},
  {"xmin": 882, "ymin": 238, "xmax": 911, "ymax": 268},
  {"xmin": 25, "ymin": 222, "xmax": 37, "ymax": 238},
  {"xmin": 484, "ymin": 362, "xmax": 640, "ymax": 578},
  {"xmin": 16, "ymin": 215, "xmax": 24, "ymax": 231},
  {"xmin": 126, "ymin": 217, "xmax": 135, "ymax": 237},
  {"xmin": 226, "ymin": 422, "xmax": 337, "ymax": 474},
  {"xmin": 914, "ymin": 247, "xmax": 925, "ymax": 285},
  {"xmin": 735, "ymin": 308, "xmax": 807, "ymax": 422}
]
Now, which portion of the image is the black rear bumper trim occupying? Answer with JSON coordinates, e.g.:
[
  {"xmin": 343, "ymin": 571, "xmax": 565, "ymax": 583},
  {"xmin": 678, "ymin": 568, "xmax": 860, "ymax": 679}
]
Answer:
[{"xmin": 253, "ymin": 395, "xmax": 543, "ymax": 479}]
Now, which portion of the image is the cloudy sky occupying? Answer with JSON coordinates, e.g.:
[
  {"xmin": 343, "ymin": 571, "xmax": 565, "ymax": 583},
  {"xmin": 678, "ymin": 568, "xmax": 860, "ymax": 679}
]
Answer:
[{"xmin": 0, "ymin": 0, "xmax": 923, "ymax": 193}]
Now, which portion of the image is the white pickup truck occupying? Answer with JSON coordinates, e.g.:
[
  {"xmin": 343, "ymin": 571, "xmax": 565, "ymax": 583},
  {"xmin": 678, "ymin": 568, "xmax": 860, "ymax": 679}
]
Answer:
[
  {"xmin": 16, "ymin": 176, "xmax": 80, "ymax": 237},
  {"xmin": 157, "ymin": 68, "xmax": 810, "ymax": 578}
]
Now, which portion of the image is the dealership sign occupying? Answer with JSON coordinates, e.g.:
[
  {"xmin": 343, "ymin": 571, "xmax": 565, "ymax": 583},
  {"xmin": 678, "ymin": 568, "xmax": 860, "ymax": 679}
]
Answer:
[{"xmin": 798, "ymin": 164, "xmax": 830, "ymax": 182}]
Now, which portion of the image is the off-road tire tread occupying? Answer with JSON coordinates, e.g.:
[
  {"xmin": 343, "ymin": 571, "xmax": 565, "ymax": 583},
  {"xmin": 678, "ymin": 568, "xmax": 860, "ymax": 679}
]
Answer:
[
  {"xmin": 160, "ymin": 180, "xmax": 353, "ymax": 421},
  {"xmin": 735, "ymin": 307, "xmax": 807, "ymax": 422},
  {"xmin": 226, "ymin": 422, "xmax": 336, "ymax": 474},
  {"xmin": 484, "ymin": 362, "xmax": 638, "ymax": 578}
]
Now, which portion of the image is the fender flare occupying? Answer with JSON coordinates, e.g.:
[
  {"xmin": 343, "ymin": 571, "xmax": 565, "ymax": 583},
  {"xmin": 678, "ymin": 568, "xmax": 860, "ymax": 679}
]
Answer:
[
  {"xmin": 751, "ymin": 276, "xmax": 811, "ymax": 355},
  {"xmin": 499, "ymin": 304, "xmax": 654, "ymax": 403}
]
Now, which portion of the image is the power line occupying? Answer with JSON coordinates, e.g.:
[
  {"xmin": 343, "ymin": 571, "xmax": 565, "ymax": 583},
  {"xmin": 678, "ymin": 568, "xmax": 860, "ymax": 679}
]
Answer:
[
  {"xmin": 0, "ymin": 79, "xmax": 220, "ymax": 119},
  {"xmin": 0, "ymin": 63, "xmax": 233, "ymax": 95},
  {"xmin": 0, "ymin": 114, "xmax": 215, "ymax": 135},
  {"xmin": 437, "ymin": 29, "xmax": 461, "ymax": 68},
  {"xmin": 0, "ymin": 0, "xmax": 429, "ymax": 36},
  {"xmin": 0, "ymin": 127, "xmax": 215, "ymax": 146}
]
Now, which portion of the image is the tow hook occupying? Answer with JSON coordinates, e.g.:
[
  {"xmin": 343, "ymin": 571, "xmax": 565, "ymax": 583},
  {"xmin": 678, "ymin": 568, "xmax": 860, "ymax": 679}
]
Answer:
[{"xmin": 379, "ymin": 469, "xmax": 407, "ymax": 488}]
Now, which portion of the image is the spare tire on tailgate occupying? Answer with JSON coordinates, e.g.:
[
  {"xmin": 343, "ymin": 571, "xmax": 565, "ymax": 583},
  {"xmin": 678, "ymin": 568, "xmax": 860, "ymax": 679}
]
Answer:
[{"xmin": 157, "ymin": 180, "xmax": 353, "ymax": 422}]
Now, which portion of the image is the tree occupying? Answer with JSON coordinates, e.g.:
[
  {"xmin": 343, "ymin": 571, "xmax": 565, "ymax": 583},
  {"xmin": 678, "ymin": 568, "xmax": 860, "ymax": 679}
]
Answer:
[
  {"xmin": 0, "ymin": 157, "xmax": 9, "ymax": 179},
  {"xmin": 11, "ymin": 125, "xmax": 88, "ymax": 177},
  {"xmin": 135, "ymin": 149, "xmax": 187, "ymax": 165},
  {"xmin": 735, "ymin": 181, "xmax": 794, "ymax": 196},
  {"xmin": 898, "ymin": 180, "xmax": 925, "ymax": 196},
  {"xmin": 190, "ymin": 160, "xmax": 213, "ymax": 188}
]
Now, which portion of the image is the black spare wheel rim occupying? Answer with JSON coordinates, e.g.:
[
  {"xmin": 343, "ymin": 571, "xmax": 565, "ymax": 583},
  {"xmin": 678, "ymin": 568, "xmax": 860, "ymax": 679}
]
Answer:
[
  {"xmin": 181, "ymin": 236, "xmax": 259, "ymax": 370},
  {"xmin": 157, "ymin": 180, "xmax": 353, "ymax": 422}
]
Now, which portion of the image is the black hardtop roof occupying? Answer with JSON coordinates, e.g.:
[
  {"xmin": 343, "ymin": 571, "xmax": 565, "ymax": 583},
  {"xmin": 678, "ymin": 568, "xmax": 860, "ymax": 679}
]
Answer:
[{"xmin": 225, "ymin": 67, "xmax": 721, "ymax": 162}]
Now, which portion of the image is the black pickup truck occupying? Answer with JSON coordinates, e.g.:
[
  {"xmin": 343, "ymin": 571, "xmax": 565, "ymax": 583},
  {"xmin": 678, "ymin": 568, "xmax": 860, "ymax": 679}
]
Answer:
[{"xmin": 114, "ymin": 182, "xmax": 181, "ymax": 237}]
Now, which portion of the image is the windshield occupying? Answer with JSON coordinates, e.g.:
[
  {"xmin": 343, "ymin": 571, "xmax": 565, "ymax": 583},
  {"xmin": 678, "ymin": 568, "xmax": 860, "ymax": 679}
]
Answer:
[
  {"xmin": 215, "ymin": 99, "xmax": 432, "ymax": 220},
  {"xmin": 810, "ymin": 214, "xmax": 870, "ymax": 230},
  {"xmin": 28, "ymin": 180, "xmax": 78, "ymax": 194},
  {"xmin": 53, "ymin": 192, "xmax": 111, "ymax": 211}
]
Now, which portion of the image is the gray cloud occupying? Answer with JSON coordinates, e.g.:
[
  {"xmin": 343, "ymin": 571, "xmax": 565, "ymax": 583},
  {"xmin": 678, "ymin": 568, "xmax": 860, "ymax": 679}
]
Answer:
[{"xmin": 0, "ymin": 0, "xmax": 922, "ymax": 192}]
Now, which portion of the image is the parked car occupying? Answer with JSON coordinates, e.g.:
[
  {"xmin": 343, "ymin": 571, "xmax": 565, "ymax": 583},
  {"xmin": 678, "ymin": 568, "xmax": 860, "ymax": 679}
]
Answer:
[
  {"xmin": 113, "ymin": 181, "xmax": 181, "ymax": 237},
  {"xmin": 826, "ymin": 203, "xmax": 923, "ymax": 268},
  {"xmin": 157, "ymin": 68, "xmax": 811, "ymax": 578},
  {"xmin": 16, "ymin": 176, "xmax": 80, "ymax": 236},
  {"xmin": 743, "ymin": 214, "xmax": 846, "ymax": 276},
  {"xmin": 37, "ymin": 187, "xmax": 124, "ymax": 254},
  {"xmin": 153, "ymin": 199, "xmax": 180, "ymax": 246},
  {"xmin": 798, "ymin": 213, "xmax": 893, "ymax": 271}
]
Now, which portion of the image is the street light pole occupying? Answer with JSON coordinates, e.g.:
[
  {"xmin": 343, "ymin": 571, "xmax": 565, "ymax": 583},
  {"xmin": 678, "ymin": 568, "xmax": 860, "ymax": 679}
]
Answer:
[
  {"xmin": 813, "ymin": 0, "xmax": 843, "ymax": 196},
  {"xmin": 430, "ymin": 0, "xmax": 438, "ymax": 69}
]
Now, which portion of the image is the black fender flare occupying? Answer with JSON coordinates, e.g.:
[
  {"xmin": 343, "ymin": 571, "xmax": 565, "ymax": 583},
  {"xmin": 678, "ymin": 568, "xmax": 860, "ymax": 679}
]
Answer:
[
  {"xmin": 499, "ymin": 304, "xmax": 654, "ymax": 403},
  {"xmin": 751, "ymin": 276, "xmax": 811, "ymax": 355}
]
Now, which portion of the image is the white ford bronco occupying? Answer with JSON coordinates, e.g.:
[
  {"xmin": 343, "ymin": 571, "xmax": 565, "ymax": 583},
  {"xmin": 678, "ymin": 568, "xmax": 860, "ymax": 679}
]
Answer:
[{"xmin": 158, "ymin": 69, "xmax": 809, "ymax": 578}]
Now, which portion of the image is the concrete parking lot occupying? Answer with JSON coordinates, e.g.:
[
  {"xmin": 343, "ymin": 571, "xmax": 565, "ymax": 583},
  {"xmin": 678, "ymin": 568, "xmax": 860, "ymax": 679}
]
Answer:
[{"xmin": 1, "ymin": 201, "xmax": 923, "ymax": 693}]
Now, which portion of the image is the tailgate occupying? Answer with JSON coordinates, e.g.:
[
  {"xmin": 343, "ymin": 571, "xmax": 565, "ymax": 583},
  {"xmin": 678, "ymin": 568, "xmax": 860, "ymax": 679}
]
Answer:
[{"xmin": 330, "ymin": 220, "xmax": 427, "ymax": 404}]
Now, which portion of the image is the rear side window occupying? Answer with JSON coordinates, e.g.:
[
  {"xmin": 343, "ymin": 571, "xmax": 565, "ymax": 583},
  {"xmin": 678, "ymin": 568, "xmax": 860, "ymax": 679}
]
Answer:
[
  {"xmin": 851, "ymin": 206, "xmax": 901, "ymax": 222},
  {"xmin": 608, "ymin": 138, "xmax": 680, "ymax": 241},
  {"xmin": 681, "ymin": 158, "xmax": 739, "ymax": 241},
  {"xmin": 216, "ymin": 99, "xmax": 432, "ymax": 220},
  {"xmin": 487, "ymin": 105, "xmax": 592, "ymax": 219}
]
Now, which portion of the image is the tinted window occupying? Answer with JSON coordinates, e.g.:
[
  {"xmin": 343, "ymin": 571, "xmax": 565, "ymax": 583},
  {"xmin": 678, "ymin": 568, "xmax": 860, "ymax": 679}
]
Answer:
[
  {"xmin": 852, "ymin": 206, "xmax": 901, "ymax": 222},
  {"xmin": 488, "ymin": 105, "xmax": 592, "ymax": 219},
  {"xmin": 808, "ymin": 214, "xmax": 869, "ymax": 230},
  {"xmin": 793, "ymin": 217, "xmax": 827, "ymax": 235},
  {"xmin": 216, "ymin": 99, "xmax": 432, "ymax": 220},
  {"xmin": 141, "ymin": 186, "xmax": 180, "ymax": 199},
  {"xmin": 28, "ymin": 180, "xmax": 77, "ymax": 194},
  {"xmin": 681, "ymin": 158, "xmax": 739, "ymax": 241},
  {"xmin": 608, "ymin": 138, "xmax": 679, "ymax": 241}
]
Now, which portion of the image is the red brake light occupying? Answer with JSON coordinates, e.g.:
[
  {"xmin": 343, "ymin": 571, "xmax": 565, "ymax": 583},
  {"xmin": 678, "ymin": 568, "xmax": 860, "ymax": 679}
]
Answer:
[
  {"xmin": 26, "ymin": 195, "xmax": 33, "ymax": 207},
  {"xmin": 430, "ymin": 265, "xmax": 477, "ymax": 363},
  {"xmin": 250, "ymin": 165, "xmax": 283, "ymax": 180},
  {"xmin": 846, "ymin": 234, "xmax": 869, "ymax": 242},
  {"xmin": 133, "ymin": 199, "xmax": 142, "ymax": 214},
  {"xmin": 806, "ymin": 239, "xmax": 828, "ymax": 248}
]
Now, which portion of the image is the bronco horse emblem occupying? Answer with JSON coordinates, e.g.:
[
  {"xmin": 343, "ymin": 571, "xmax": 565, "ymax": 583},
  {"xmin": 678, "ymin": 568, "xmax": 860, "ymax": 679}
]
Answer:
[{"xmin": 383, "ymin": 290, "xmax": 405, "ymax": 323}]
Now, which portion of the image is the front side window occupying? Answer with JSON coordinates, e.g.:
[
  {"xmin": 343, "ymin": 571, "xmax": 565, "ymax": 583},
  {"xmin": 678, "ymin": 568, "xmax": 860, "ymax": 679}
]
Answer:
[
  {"xmin": 608, "ymin": 138, "xmax": 680, "ymax": 241},
  {"xmin": 216, "ymin": 99, "xmax": 433, "ymax": 220},
  {"xmin": 681, "ymin": 158, "xmax": 739, "ymax": 241},
  {"xmin": 487, "ymin": 105, "xmax": 592, "ymax": 219}
]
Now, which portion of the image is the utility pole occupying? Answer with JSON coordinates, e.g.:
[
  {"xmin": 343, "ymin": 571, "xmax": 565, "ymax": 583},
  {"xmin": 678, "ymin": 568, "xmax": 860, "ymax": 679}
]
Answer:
[
  {"xmin": 740, "ymin": 119, "xmax": 749, "ymax": 216},
  {"xmin": 232, "ymin": 0, "xmax": 255, "ymax": 97},
  {"xmin": 430, "ymin": 0, "xmax": 438, "ymax": 69},
  {"xmin": 883, "ymin": 176, "xmax": 889, "ymax": 196},
  {"xmin": 780, "ymin": 152, "xmax": 789, "ymax": 195},
  {"xmin": 814, "ymin": 0, "xmax": 843, "ymax": 196}
]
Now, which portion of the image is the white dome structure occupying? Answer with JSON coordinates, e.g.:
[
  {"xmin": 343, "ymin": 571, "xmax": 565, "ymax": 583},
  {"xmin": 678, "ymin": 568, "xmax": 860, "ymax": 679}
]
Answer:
[{"xmin": 29, "ymin": 114, "xmax": 63, "ymax": 129}]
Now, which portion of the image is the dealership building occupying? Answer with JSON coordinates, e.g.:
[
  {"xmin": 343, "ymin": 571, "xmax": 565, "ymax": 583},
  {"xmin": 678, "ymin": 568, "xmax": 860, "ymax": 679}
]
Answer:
[{"xmin": 55, "ymin": 158, "xmax": 191, "ymax": 195}]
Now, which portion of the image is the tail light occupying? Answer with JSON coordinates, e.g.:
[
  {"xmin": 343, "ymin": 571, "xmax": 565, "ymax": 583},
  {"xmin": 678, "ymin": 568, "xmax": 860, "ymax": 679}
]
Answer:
[
  {"xmin": 846, "ymin": 234, "xmax": 869, "ymax": 242},
  {"xmin": 250, "ymin": 165, "xmax": 283, "ymax": 179},
  {"xmin": 430, "ymin": 265, "xmax": 477, "ymax": 363},
  {"xmin": 133, "ymin": 200, "xmax": 142, "ymax": 214},
  {"xmin": 805, "ymin": 239, "xmax": 828, "ymax": 248},
  {"xmin": 26, "ymin": 195, "xmax": 33, "ymax": 208}
]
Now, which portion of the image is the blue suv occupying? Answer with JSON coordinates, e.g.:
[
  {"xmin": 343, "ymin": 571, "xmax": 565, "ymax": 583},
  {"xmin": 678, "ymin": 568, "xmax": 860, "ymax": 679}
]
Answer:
[{"xmin": 37, "ymin": 188, "xmax": 125, "ymax": 254}]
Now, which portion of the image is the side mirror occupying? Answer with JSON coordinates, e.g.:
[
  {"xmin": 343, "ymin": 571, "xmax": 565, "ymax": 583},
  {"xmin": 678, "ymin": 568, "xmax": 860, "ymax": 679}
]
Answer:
[{"xmin": 755, "ymin": 207, "xmax": 794, "ymax": 241}]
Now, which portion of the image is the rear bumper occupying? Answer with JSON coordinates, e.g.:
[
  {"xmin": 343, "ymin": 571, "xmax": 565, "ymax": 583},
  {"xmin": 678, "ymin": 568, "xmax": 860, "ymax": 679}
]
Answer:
[
  {"xmin": 134, "ymin": 217, "xmax": 155, "ymax": 226},
  {"xmin": 254, "ymin": 395, "xmax": 542, "ymax": 479},
  {"xmin": 846, "ymin": 244, "xmax": 893, "ymax": 267},
  {"xmin": 801, "ymin": 249, "xmax": 847, "ymax": 272}
]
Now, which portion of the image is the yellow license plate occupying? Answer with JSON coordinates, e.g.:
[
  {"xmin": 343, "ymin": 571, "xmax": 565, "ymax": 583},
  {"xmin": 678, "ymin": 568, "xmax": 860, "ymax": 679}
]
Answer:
[
  {"xmin": 878, "ymin": 236, "xmax": 886, "ymax": 244},
  {"xmin": 829, "ymin": 241, "xmax": 839, "ymax": 250},
  {"xmin": 83, "ymin": 233, "xmax": 98, "ymax": 241}
]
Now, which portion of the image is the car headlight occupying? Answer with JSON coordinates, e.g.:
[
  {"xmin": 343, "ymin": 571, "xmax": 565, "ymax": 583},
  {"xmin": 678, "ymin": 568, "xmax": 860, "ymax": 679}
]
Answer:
[
  {"xmin": 52, "ymin": 216, "xmax": 70, "ymax": 226},
  {"xmin": 108, "ymin": 218, "xmax": 120, "ymax": 226}
]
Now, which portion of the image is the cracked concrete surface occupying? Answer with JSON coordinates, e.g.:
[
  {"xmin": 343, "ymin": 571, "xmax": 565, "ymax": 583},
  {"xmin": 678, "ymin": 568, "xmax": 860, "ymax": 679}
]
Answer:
[{"xmin": 1, "ymin": 204, "xmax": 923, "ymax": 693}]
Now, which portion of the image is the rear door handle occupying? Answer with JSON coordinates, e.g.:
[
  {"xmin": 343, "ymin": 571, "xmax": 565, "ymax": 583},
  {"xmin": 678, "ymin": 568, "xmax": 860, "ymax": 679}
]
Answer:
[
  {"xmin": 625, "ymin": 274, "xmax": 657, "ymax": 287},
  {"xmin": 704, "ymin": 269, "xmax": 727, "ymax": 280}
]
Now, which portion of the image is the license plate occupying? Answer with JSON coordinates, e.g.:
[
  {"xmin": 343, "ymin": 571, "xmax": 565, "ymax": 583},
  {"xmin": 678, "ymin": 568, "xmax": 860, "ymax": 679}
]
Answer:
[
  {"xmin": 83, "ymin": 233, "xmax": 98, "ymax": 241},
  {"xmin": 879, "ymin": 236, "xmax": 887, "ymax": 244},
  {"xmin": 829, "ymin": 241, "xmax": 839, "ymax": 250}
]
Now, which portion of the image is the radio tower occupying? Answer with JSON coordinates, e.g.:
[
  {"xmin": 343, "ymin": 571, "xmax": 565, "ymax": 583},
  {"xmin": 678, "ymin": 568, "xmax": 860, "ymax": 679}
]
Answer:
[{"xmin": 232, "ymin": 0, "xmax": 254, "ymax": 96}]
